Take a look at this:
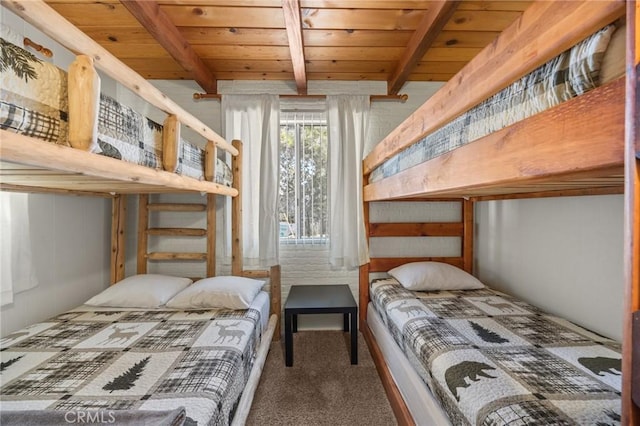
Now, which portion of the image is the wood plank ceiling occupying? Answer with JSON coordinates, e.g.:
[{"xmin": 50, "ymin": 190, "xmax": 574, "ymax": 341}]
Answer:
[{"xmin": 43, "ymin": 0, "xmax": 532, "ymax": 94}]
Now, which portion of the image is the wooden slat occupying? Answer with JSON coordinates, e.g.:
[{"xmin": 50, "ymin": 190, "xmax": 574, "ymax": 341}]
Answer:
[
  {"xmin": 4, "ymin": 0, "xmax": 237, "ymax": 156},
  {"xmin": 231, "ymin": 140, "xmax": 243, "ymax": 276},
  {"xmin": 282, "ymin": 0, "xmax": 307, "ymax": 94},
  {"xmin": 205, "ymin": 141, "xmax": 216, "ymax": 182},
  {"xmin": 110, "ymin": 195, "xmax": 126, "ymax": 285},
  {"xmin": 120, "ymin": 0, "xmax": 217, "ymax": 93},
  {"xmin": 181, "ymin": 27, "xmax": 289, "ymax": 46},
  {"xmin": 160, "ymin": 5, "xmax": 285, "ymax": 28},
  {"xmin": 364, "ymin": 78, "xmax": 625, "ymax": 201},
  {"xmin": 0, "ymin": 130, "xmax": 238, "ymax": 196},
  {"xmin": 137, "ymin": 194, "xmax": 149, "ymax": 274},
  {"xmin": 363, "ymin": 0, "xmax": 625, "ymax": 175},
  {"xmin": 147, "ymin": 252, "xmax": 207, "ymax": 260},
  {"xmin": 388, "ymin": 0, "xmax": 460, "ymax": 94},
  {"xmin": 147, "ymin": 227, "xmax": 207, "ymax": 236},
  {"xmin": 359, "ymin": 263, "xmax": 369, "ymax": 325},
  {"xmin": 369, "ymin": 257, "xmax": 465, "ymax": 272},
  {"xmin": 369, "ymin": 222, "xmax": 463, "ymax": 237},
  {"xmin": 471, "ymin": 186, "xmax": 624, "ymax": 202},
  {"xmin": 147, "ymin": 203, "xmax": 206, "ymax": 211},
  {"xmin": 304, "ymin": 29, "xmax": 412, "ymax": 47}
]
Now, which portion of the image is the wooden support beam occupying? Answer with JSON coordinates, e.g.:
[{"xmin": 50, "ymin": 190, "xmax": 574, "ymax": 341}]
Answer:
[
  {"xmin": 162, "ymin": 115, "xmax": 179, "ymax": 173},
  {"xmin": 387, "ymin": 0, "xmax": 460, "ymax": 95},
  {"xmin": 623, "ymin": 1, "xmax": 640, "ymax": 422},
  {"xmin": 119, "ymin": 0, "xmax": 217, "ymax": 94},
  {"xmin": 207, "ymin": 193, "xmax": 216, "ymax": 277},
  {"xmin": 270, "ymin": 264, "xmax": 282, "ymax": 340},
  {"xmin": 137, "ymin": 194, "xmax": 149, "ymax": 274},
  {"xmin": 232, "ymin": 140, "xmax": 243, "ymax": 275},
  {"xmin": 68, "ymin": 55, "xmax": 100, "ymax": 151},
  {"xmin": 281, "ymin": 0, "xmax": 307, "ymax": 95},
  {"xmin": 364, "ymin": 0, "xmax": 625, "ymax": 174},
  {"xmin": 110, "ymin": 195, "xmax": 126, "ymax": 285},
  {"xmin": 462, "ymin": 199, "xmax": 473, "ymax": 274},
  {"xmin": 147, "ymin": 203, "xmax": 206, "ymax": 212},
  {"xmin": 205, "ymin": 141, "xmax": 216, "ymax": 182}
]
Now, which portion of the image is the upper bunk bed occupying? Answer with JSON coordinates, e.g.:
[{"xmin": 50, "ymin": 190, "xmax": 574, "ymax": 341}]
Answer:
[
  {"xmin": 363, "ymin": 0, "xmax": 626, "ymax": 202},
  {"xmin": 0, "ymin": 0, "xmax": 237, "ymax": 197}
]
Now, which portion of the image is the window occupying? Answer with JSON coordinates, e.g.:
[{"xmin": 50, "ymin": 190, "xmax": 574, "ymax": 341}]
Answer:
[{"xmin": 279, "ymin": 110, "xmax": 328, "ymax": 244}]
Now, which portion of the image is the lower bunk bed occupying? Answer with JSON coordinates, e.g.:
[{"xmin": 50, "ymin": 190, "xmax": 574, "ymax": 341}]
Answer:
[
  {"xmin": 365, "ymin": 265, "xmax": 622, "ymax": 425},
  {"xmin": 0, "ymin": 274, "xmax": 277, "ymax": 426}
]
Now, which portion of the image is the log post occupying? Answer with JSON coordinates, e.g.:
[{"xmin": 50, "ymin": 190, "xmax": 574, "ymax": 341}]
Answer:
[
  {"xmin": 68, "ymin": 54, "xmax": 100, "ymax": 151},
  {"xmin": 162, "ymin": 115, "xmax": 180, "ymax": 172},
  {"xmin": 231, "ymin": 140, "xmax": 243, "ymax": 276}
]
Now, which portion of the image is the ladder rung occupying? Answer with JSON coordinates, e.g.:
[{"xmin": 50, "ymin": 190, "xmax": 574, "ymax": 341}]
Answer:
[
  {"xmin": 146, "ymin": 252, "xmax": 207, "ymax": 261},
  {"xmin": 147, "ymin": 203, "xmax": 206, "ymax": 212},
  {"xmin": 147, "ymin": 228, "xmax": 207, "ymax": 237}
]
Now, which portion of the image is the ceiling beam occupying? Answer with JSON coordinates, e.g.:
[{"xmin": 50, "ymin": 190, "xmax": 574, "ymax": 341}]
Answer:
[
  {"xmin": 282, "ymin": 0, "xmax": 307, "ymax": 95},
  {"xmin": 387, "ymin": 0, "xmax": 460, "ymax": 95},
  {"xmin": 120, "ymin": 0, "xmax": 217, "ymax": 94}
]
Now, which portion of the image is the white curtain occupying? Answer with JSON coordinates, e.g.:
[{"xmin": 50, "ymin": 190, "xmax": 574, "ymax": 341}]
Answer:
[
  {"xmin": 222, "ymin": 94, "xmax": 280, "ymax": 267},
  {"xmin": 0, "ymin": 192, "xmax": 38, "ymax": 306},
  {"xmin": 326, "ymin": 95, "xmax": 370, "ymax": 270}
]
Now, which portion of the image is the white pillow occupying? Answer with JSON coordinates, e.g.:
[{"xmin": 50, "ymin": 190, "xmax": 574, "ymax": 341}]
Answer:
[
  {"xmin": 85, "ymin": 274, "xmax": 192, "ymax": 308},
  {"xmin": 166, "ymin": 276, "xmax": 265, "ymax": 310},
  {"xmin": 388, "ymin": 261, "xmax": 484, "ymax": 291}
]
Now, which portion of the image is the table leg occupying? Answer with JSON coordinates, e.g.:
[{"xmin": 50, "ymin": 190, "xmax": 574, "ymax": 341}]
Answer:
[
  {"xmin": 285, "ymin": 312, "xmax": 293, "ymax": 367},
  {"xmin": 350, "ymin": 310, "xmax": 358, "ymax": 365},
  {"xmin": 343, "ymin": 313, "xmax": 349, "ymax": 332},
  {"xmin": 292, "ymin": 314, "xmax": 298, "ymax": 333}
]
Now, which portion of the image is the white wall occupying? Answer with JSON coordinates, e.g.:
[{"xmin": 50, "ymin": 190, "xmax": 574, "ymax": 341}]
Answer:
[
  {"xmin": 0, "ymin": 195, "xmax": 111, "ymax": 336},
  {"xmin": 475, "ymin": 195, "xmax": 624, "ymax": 341}
]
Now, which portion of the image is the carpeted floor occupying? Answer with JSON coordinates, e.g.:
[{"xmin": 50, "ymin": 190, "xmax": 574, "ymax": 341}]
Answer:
[{"xmin": 246, "ymin": 330, "xmax": 397, "ymax": 426}]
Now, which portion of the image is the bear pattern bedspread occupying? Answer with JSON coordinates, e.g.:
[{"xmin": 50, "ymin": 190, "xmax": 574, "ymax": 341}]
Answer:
[
  {"xmin": 0, "ymin": 307, "xmax": 262, "ymax": 426},
  {"xmin": 370, "ymin": 278, "xmax": 622, "ymax": 425}
]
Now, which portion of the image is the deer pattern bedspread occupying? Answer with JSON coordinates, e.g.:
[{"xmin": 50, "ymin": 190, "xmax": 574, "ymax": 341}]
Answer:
[
  {"xmin": 0, "ymin": 307, "xmax": 262, "ymax": 426},
  {"xmin": 370, "ymin": 279, "xmax": 622, "ymax": 425}
]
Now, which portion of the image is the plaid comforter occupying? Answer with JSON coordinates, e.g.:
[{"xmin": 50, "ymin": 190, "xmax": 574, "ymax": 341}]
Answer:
[
  {"xmin": 0, "ymin": 307, "xmax": 262, "ymax": 426},
  {"xmin": 370, "ymin": 24, "xmax": 619, "ymax": 183},
  {"xmin": 370, "ymin": 279, "xmax": 622, "ymax": 425}
]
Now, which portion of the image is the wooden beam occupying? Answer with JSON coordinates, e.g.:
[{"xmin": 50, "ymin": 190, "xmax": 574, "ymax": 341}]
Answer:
[
  {"xmin": 462, "ymin": 199, "xmax": 473, "ymax": 274},
  {"xmin": 137, "ymin": 194, "xmax": 149, "ymax": 274},
  {"xmin": 162, "ymin": 114, "xmax": 180, "ymax": 173},
  {"xmin": 0, "ymin": 130, "xmax": 238, "ymax": 196},
  {"xmin": 270, "ymin": 264, "xmax": 282, "ymax": 340},
  {"xmin": 232, "ymin": 140, "xmax": 243, "ymax": 275},
  {"xmin": 281, "ymin": 0, "xmax": 307, "ymax": 94},
  {"xmin": 110, "ymin": 195, "xmax": 126, "ymax": 285},
  {"xmin": 207, "ymin": 193, "xmax": 216, "ymax": 277},
  {"xmin": 3, "ymin": 0, "xmax": 235, "ymax": 155},
  {"xmin": 68, "ymin": 55, "xmax": 100, "ymax": 151},
  {"xmin": 387, "ymin": 0, "xmax": 460, "ymax": 95},
  {"xmin": 369, "ymin": 257, "xmax": 465, "ymax": 272},
  {"xmin": 369, "ymin": 222, "xmax": 463, "ymax": 237},
  {"xmin": 119, "ymin": 0, "xmax": 217, "ymax": 94},
  {"xmin": 364, "ymin": 0, "xmax": 625, "ymax": 175},
  {"xmin": 623, "ymin": 1, "xmax": 640, "ymax": 422}
]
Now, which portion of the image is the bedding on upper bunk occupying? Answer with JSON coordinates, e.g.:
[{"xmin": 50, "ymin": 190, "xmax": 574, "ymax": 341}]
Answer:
[
  {"xmin": 0, "ymin": 27, "xmax": 232, "ymax": 187},
  {"xmin": 0, "ymin": 291, "xmax": 270, "ymax": 426},
  {"xmin": 370, "ymin": 278, "xmax": 622, "ymax": 425},
  {"xmin": 369, "ymin": 23, "xmax": 621, "ymax": 184}
]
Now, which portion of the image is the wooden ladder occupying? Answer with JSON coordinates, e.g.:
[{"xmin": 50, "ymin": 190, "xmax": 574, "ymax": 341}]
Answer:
[{"xmin": 137, "ymin": 193, "xmax": 217, "ymax": 278}]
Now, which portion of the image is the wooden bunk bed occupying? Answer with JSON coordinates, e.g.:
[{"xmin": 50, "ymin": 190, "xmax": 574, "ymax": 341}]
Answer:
[
  {"xmin": 0, "ymin": 1, "xmax": 281, "ymax": 424},
  {"xmin": 358, "ymin": 0, "xmax": 638, "ymax": 424}
]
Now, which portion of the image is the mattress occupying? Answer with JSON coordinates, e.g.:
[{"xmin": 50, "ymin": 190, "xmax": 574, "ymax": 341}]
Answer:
[
  {"xmin": 369, "ymin": 278, "xmax": 622, "ymax": 425},
  {"xmin": 369, "ymin": 23, "xmax": 624, "ymax": 184},
  {"xmin": 0, "ymin": 291, "xmax": 270, "ymax": 425},
  {"xmin": 0, "ymin": 30, "xmax": 232, "ymax": 187}
]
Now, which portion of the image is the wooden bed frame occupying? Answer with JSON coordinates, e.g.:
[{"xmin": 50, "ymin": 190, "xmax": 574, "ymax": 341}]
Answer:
[{"xmin": 359, "ymin": 0, "xmax": 639, "ymax": 424}]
